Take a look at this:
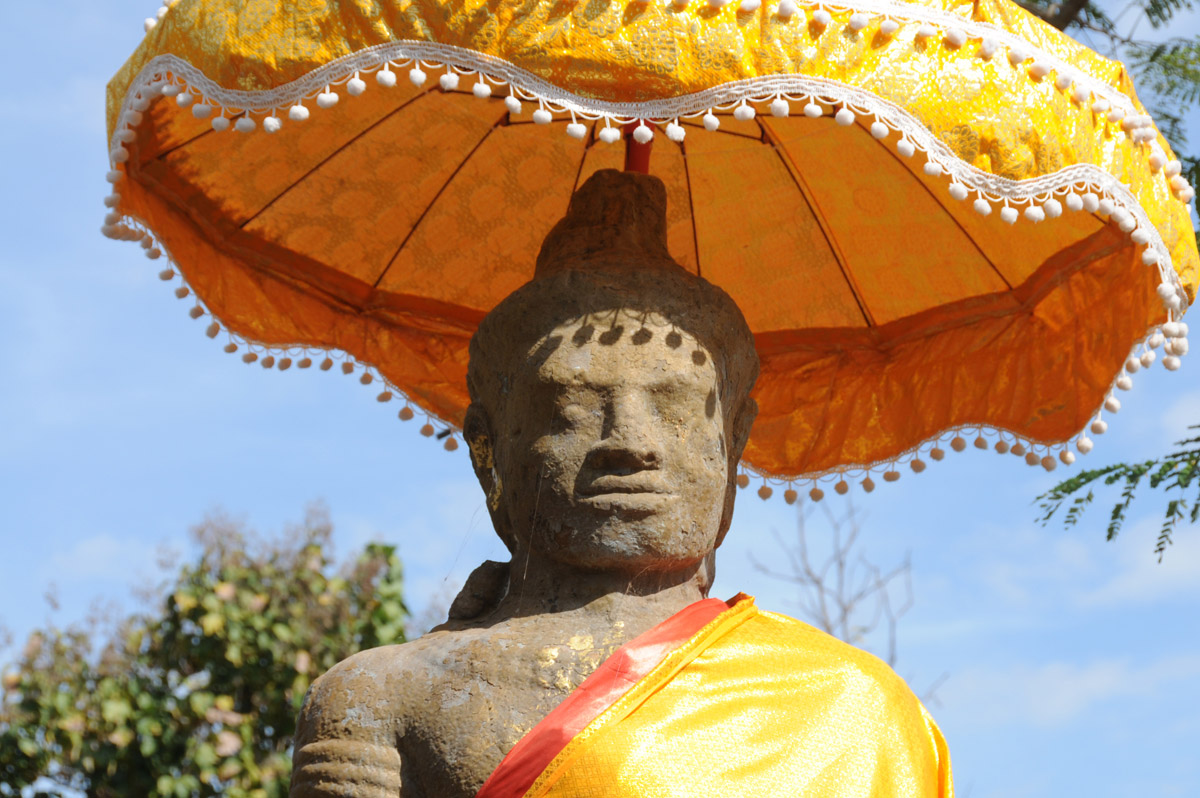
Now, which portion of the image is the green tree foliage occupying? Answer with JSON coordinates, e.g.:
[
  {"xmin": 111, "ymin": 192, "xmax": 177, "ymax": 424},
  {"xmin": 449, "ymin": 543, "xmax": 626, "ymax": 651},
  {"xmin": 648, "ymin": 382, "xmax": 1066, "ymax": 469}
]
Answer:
[
  {"xmin": 1027, "ymin": 0, "xmax": 1198, "ymax": 553},
  {"xmin": 0, "ymin": 506, "xmax": 409, "ymax": 798},
  {"xmin": 1018, "ymin": 0, "xmax": 1200, "ymax": 203},
  {"xmin": 1037, "ymin": 426, "xmax": 1200, "ymax": 558}
]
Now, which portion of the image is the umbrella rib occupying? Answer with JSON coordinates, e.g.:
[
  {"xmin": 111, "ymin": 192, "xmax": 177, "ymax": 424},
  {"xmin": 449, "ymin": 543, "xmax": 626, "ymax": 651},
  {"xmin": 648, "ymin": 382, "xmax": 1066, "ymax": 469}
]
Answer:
[
  {"xmin": 570, "ymin": 122, "xmax": 598, "ymax": 193},
  {"xmin": 872, "ymin": 131, "xmax": 1014, "ymax": 291},
  {"xmin": 239, "ymin": 87, "xmax": 436, "ymax": 230},
  {"xmin": 756, "ymin": 118, "xmax": 875, "ymax": 328},
  {"xmin": 373, "ymin": 110, "xmax": 509, "ymax": 290},
  {"xmin": 150, "ymin": 127, "xmax": 217, "ymax": 163},
  {"xmin": 684, "ymin": 125, "xmax": 763, "ymax": 142},
  {"xmin": 680, "ymin": 140, "xmax": 702, "ymax": 278}
]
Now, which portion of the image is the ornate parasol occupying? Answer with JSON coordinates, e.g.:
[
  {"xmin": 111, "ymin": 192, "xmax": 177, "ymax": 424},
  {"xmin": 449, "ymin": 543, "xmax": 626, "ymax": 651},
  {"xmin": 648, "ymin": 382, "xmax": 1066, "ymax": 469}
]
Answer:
[{"xmin": 102, "ymin": 0, "xmax": 1198, "ymax": 500}]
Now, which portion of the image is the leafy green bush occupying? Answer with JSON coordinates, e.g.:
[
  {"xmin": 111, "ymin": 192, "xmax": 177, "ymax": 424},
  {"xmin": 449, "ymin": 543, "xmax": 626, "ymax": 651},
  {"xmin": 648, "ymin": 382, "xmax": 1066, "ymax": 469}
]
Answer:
[{"xmin": 0, "ymin": 506, "xmax": 409, "ymax": 798}]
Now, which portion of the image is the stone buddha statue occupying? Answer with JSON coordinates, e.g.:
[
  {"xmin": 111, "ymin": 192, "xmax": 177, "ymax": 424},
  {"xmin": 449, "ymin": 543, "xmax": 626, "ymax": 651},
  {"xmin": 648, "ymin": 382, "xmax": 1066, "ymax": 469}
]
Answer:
[{"xmin": 290, "ymin": 170, "xmax": 953, "ymax": 798}]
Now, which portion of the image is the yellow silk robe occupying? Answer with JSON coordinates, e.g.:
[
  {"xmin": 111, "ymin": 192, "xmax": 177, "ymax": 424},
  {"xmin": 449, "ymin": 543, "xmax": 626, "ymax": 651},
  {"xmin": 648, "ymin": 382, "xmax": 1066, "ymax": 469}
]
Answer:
[{"xmin": 480, "ymin": 595, "xmax": 952, "ymax": 798}]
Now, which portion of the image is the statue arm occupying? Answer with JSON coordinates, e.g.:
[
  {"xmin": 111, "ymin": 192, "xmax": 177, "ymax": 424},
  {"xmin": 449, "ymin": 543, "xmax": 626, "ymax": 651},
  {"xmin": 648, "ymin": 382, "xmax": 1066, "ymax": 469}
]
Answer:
[{"xmin": 290, "ymin": 659, "xmax": 413, "ymax": 797}]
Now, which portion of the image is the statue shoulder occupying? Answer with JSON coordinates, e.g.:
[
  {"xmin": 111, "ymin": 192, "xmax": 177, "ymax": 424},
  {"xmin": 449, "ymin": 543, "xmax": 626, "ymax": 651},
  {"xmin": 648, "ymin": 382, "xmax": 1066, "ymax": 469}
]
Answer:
[
  {"xmin": 297, "ymin": 634, "xmax": 454, "ymax": 737},
  {"xmin": 749, "ymin": 609, "xmax": 919, "ymax": 705},
  {"xmin": 290, "ymin": 638, "xmax": 447, "ymax": 797}
]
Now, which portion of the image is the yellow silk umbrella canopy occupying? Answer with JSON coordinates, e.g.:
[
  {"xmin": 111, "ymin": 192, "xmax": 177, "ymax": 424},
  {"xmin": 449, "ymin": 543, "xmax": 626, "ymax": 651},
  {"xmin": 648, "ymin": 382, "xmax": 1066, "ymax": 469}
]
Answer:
[{"xmin": 102, "ymin": 0, "xmax": 1198, "ymax": 494}]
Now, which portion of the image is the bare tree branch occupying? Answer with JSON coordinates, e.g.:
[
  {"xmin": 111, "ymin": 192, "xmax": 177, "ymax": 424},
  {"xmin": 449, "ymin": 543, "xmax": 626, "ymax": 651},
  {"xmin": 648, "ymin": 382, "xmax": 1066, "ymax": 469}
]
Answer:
[{"xmin": 749, "ymin": 501, "xmax": 914, "ymax": 668}]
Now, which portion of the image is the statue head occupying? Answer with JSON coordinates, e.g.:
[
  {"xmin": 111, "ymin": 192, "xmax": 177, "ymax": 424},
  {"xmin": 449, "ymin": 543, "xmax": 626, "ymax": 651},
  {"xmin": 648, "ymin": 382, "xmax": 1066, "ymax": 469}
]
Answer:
[{"xmin": 463, "ymin": 170, "xmax": 759, "ymax": 593}]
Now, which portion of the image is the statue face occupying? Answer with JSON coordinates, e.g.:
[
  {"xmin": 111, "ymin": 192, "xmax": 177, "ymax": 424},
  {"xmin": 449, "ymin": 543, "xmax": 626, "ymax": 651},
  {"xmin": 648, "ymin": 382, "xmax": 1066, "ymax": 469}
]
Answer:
[{"xmin": 491, "ymin": 310, "xmax": 731, "ymax": 574}]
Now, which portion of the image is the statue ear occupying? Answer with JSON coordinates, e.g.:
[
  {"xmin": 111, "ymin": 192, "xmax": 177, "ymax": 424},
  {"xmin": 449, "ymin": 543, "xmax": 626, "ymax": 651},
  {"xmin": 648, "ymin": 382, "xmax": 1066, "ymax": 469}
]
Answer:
[
  {"xmin": 715, "ymin": 397, "xmax": 758, "ymax": 550},
  {"xmin": 730, "ymin": 397, "xmax": 758, "ymax": 464},
  {"xmin": 463, "ymin": 404, "xmax": 500, "ymax": 510}
]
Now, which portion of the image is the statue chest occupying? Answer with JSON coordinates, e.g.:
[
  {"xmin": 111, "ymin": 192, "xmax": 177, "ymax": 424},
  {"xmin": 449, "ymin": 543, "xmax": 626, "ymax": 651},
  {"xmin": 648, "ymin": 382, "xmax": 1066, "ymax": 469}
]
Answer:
[{"xmin": 399, "ymin": 625, "xmax": 631, "ymax": 797}]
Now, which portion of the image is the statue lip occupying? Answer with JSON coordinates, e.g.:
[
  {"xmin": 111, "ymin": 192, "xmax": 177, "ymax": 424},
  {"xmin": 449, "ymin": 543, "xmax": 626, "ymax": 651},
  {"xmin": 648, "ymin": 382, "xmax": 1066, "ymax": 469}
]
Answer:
[{"xmin": 578, "ymin": 474, "xmax": 671, "ymax": 498}]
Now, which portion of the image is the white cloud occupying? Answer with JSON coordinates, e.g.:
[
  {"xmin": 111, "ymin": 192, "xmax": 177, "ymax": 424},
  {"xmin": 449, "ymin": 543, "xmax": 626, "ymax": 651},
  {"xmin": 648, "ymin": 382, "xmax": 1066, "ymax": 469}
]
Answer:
[
  {"xmin": 45, "ymin": 533, "xmax": 162, "ymax": 584},
  {"xmin": 1074, "ymin": 524, "xmax": 1200, "ymax": 608},
  {"xmin": 331, "ymin": 480, "xmax": 505, "ymax": 631},
  {"xmin": 948, "ymin": 508, "xmax": 1199, "ymax": 613},
  {"xmin": 941, "ymin": 654, "xmax": 1200, "ymax": 729},
  {"xmin": 965, "ymin": 523, "xmax": 1100, "ymax": 608},
  {"xmin": 1159, "ymin": 388, "xmax": 1200, "ymax": 451}
]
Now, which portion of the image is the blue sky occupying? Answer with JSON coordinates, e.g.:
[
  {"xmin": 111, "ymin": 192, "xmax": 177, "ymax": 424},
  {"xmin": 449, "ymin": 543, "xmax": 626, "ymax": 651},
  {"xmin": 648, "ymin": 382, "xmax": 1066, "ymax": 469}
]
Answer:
[{"xmin": 1, "ymin": 2, "xmax": 1198, "ymax": 797}]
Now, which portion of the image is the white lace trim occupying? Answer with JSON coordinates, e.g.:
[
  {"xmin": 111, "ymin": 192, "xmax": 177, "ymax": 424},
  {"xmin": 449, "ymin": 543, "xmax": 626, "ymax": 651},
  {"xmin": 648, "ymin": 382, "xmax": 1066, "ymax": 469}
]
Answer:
[{"xmin": 105, "ymin": 47, "xmax": 1193, "ymax": 311}]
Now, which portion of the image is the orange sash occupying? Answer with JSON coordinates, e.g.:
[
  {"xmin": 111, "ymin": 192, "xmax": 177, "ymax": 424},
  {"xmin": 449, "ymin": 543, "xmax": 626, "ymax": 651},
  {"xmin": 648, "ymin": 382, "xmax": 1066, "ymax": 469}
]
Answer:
[{"xmin": 475, "ymin": 595, "xmax": 735, "ymax": 798}]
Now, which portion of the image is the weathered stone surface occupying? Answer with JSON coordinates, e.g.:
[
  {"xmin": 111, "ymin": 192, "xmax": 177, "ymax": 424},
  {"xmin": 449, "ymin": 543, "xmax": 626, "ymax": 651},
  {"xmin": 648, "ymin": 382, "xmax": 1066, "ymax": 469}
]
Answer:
[{"xmin": 290, "ymin": 170, "xmax": 760, "ymax": 798}]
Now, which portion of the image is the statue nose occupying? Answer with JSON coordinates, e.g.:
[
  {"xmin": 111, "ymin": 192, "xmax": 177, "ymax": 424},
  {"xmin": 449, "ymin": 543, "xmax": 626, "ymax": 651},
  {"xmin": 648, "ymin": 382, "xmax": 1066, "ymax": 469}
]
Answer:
[
  {"xmin": 589, "ymin": 392, "xmax": 661, "ymax": 474},
  {"xmin": 585, "ymin": 441, "xmax": 660, "ymax": 476}
]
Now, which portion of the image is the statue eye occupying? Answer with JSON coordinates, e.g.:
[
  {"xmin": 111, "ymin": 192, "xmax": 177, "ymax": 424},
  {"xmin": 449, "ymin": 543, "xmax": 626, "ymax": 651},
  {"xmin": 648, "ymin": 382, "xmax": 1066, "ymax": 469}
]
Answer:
[{"xmin": 551, "ymin": 400, "xmax": 590, "ymax": 433}]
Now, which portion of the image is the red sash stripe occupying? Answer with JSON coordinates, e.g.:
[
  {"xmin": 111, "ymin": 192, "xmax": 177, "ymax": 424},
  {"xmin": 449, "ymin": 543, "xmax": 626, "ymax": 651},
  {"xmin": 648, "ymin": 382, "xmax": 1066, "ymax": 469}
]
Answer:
[{"xmin": 474, "ymin": 596, "xmax": 734, "ymax": 798}]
